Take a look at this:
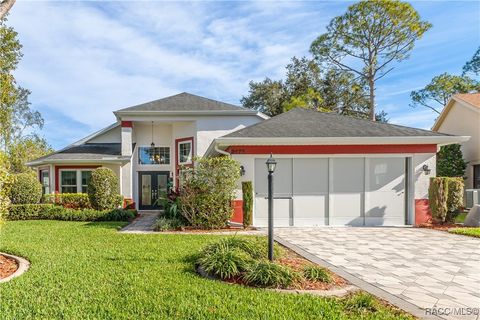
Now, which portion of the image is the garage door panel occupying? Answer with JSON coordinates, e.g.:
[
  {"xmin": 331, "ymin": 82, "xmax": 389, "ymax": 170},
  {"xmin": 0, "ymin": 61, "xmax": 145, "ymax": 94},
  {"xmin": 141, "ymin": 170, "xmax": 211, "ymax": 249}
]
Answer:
[
  {"xmin": 254, "ymin": 198, "xmax": 291, "ymax": 227},
  {"xmin": 367, "ymin": 158, "xmax": 405, "ymax": 192},
  {"xmin": 254, "ymin": 158, "xmax": 292, "ymax": 197},
  {"xmin": 293, "ymin": 195, "xmax": 327, "ymax": 226},
  {"xmin": 329, "ymin": 193, "xmax": 363, "ymax": 225},
  {"xmin": 293, "ymin": 159, "xmax": 328, "ymax": 194}
]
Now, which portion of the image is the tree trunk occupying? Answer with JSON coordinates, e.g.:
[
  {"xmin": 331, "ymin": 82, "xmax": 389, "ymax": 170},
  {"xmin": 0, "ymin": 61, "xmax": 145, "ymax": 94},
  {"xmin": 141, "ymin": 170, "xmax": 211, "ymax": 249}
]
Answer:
[
  {"xmin": 0, "ymin": 0, "xmax": 16, "ymax": 19},
  {"xmin": 368, "ymin": 78, "xmax": 375, "ymax": 121}
]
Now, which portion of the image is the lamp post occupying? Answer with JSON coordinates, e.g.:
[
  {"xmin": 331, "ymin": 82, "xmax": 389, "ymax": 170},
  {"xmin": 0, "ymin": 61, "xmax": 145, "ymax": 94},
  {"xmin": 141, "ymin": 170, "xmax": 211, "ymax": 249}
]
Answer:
[{"xmin": 266, "ymin": 154, "xmax": 277, "ymax": 261}]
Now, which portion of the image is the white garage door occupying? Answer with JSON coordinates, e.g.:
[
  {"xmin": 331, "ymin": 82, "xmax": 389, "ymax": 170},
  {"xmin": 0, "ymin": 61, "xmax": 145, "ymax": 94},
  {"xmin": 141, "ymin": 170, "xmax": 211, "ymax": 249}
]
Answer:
[{"xmin": 254, "ymin": 157, "xmax": 406, "ymax": 227}]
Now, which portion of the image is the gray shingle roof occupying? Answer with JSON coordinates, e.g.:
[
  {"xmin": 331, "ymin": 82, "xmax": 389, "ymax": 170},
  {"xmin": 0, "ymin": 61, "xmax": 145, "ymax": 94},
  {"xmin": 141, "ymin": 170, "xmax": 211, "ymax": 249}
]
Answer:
[
  {"xmin": 223, "ymin": 108, "xmax": 450, "ymax": 138},
  {"xmin": 116, "ymin": 92, "xmax": 245, "ymax": 112},
  {"xmin": 30, "ymin": 143, "xmax": 127, "ymax": 163}
]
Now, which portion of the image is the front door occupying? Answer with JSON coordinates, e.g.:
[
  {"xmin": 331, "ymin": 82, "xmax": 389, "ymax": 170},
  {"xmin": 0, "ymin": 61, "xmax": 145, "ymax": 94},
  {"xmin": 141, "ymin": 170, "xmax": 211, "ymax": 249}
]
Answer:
[{"xmin": 138, "ymin": 171, "xmax": 169, "ymax": 210}]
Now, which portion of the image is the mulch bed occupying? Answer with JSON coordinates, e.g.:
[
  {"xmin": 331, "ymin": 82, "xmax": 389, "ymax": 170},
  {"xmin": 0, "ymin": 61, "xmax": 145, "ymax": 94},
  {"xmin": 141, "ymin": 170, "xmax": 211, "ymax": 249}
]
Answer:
[
  {"xmin": 0, "ymin": 255, "xmax": 18, "ymax": 279},
  {"xmin": 167, "ymin": 226, "xmax": 258, "ymax": 233}
]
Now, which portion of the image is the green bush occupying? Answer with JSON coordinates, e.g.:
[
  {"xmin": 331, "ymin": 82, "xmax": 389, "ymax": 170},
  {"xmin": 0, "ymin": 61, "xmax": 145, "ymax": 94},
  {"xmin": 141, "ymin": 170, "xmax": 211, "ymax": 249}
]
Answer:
[
  {"xmin": 179, "ymin": 156, "xmax": 240, "ymax": 229},
  {"xmin": 303, "ymin": 265, "xmax": 332, "ymax": 283},
  {"xmin": 429, "ymin": 177, "xmax": 464, "ymax": 223},
  {"xmin": 6, "ymin": 204, "xmax": 136, "ymax": 221},
  {"xmin": 197, "ymin": 242, "xmax": 252, "ymax": 279},
  {"xmin": 154, "ymin": 217, "xmax": 185, "ymax": 231},
  {"xmin": 343, "ymin": 292, "xmax": 377, "ymax": 313},
  {"xmin": 242, "ymin": 261, "xmax": 298, "ymax": 288},
  {"xmin": 0, "ymin": 165, "xmax": 12, "ymax": 223},
  {"xmin": 43, "ymin": 193, "xmax": 92, "ymax": 209},
  {"xmin": 437, "ymin": 144, "xmax": 468, "ymax": 178},
  {"xmin": 9, "ymin": 172, "xmax": 42, "ymax": 204},
  {"xmin": 242, "ymin": 181, "xmax": 253, "ymax": 227},
  {"xmin": 202, "ymin": 237, "xmax": 284, "ymax": 260},
  {"xmin": 87, "ymin": 167, "xmax": 121, "ymax": 210}
]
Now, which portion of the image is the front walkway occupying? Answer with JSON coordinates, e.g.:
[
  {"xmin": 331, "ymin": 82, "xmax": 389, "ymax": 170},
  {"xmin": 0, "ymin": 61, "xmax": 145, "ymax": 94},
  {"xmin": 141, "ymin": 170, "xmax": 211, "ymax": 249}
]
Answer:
[
  {"xmin": 275, "ymin": 227, "xmax": 480, "ymax": 320},
  {"xmin": 120, "ymin": 211, "xmax": 160, "ymax": 233}
]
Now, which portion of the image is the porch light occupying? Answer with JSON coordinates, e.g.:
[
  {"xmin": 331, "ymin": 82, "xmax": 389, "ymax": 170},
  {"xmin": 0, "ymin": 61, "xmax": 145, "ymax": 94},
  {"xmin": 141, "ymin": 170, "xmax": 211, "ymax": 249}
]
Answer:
[
  {"xmin": 266, "ymin": 154, "xmax": 277, "ymax": 174},
  {"xmin": 240, "ymin": 165, "xmax": 246, "ymax": 176},
  {"xmin": 422, "ymin": 164, "xmax": 431, "ymax": 175},
  {"xmin": 150, "ymin": 121, "xmax": 155, "ymax": 149}
]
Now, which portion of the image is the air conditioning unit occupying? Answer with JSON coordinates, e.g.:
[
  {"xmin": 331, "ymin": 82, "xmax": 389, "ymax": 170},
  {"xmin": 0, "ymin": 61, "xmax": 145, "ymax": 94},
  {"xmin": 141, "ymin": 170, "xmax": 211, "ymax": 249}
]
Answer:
[{"xmin": 464, "ymin": 189, "xmax": 480, "ymax": 209}]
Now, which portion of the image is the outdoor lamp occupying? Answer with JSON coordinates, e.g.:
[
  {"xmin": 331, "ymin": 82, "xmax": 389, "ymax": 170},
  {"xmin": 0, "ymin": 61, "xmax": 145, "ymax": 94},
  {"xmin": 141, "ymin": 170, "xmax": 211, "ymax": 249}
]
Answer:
[
  {"xmin": 266, "ymin": 154, "xmax": 277, "ymax": 173},
  {"xmin": 422, "ymin": 164, "xmax": 431, "ymax": 175},
  {"xmin": 240, "ymin": 165, "xmax": 246, "ymax": 176}
]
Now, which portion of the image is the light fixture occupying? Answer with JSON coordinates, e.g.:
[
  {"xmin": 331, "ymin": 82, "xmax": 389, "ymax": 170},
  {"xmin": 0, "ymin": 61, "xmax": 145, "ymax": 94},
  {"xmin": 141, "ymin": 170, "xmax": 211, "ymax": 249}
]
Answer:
[
  {"xmin": 266, "ymin": 154, "xmax": 277, "ymax": 174},
  {"xmin": 240, "ymin": 165, "xmax": 246, "ymax": 176},
  {"xmin": 150, "ymin": 121, "xmax": 155, "ymax": 149},
  {"xmin": 422, "ymin": 164, "xmax": 431, "ymax": 175}
]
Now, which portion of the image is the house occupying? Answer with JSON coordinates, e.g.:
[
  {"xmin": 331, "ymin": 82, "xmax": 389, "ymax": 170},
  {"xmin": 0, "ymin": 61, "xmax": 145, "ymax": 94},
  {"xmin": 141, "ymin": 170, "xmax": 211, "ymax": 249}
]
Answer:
[
  {"xmin": 28, "ymin": 92, "xmax": 468, "ymax": 226},
  {"xmin": 432, "ymin": 93, "xmax": 480, "ymax": 189}
]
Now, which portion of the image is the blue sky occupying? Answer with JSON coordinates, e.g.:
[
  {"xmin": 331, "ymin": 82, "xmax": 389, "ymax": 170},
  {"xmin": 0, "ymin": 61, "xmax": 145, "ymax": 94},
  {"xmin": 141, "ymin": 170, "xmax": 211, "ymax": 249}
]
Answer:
[{"xmin": 8, "ymin": 0, "xmax": 480, "ymax": 149}]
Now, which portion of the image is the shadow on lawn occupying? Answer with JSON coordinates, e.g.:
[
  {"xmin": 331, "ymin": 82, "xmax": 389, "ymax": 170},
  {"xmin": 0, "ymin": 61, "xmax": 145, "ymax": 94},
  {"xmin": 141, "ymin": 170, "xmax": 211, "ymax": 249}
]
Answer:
[{"xmin": 82, "ymin": 221, "xmax": 128, "ymax": 230}]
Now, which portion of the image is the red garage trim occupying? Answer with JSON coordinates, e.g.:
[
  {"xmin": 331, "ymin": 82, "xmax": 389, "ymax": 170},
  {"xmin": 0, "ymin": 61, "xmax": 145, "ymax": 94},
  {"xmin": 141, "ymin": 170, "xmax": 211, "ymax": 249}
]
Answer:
[
  {"xmin": 415, "ymin": 199, "xmax": 432, "ymax": 226},
  {"xmin": 121, "ymin": 121, "xmax": 133, "ymax": 128},
  {"xmin": 54, "ymin": 165, "xmax": 100, "ymax": 193},
  {"xmin": 226, "ymin": 144, "xmax": 437, "ymax": 154}
]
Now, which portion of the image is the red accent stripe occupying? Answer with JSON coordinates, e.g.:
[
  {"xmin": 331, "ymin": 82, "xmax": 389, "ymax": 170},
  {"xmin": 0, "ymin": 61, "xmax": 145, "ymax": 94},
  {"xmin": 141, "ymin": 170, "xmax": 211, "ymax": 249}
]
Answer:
[
  {"xmin": 121, "ymin": 121, "xmax": 133, "ymax": 128},
  {"xmin": 54, "ymin": 165, "xmax": 100, "ymax": 193},
  {"xmin": 226, "ymin": 144, "xmax": 437, "ymax": 154}
]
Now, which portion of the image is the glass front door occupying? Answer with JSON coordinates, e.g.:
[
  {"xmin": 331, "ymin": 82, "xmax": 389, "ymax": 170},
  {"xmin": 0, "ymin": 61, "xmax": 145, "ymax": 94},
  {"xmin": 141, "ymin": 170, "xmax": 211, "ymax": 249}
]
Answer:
[{"xmin": 138, "ymin": 171, "xmax": 169, "ymax": 210}]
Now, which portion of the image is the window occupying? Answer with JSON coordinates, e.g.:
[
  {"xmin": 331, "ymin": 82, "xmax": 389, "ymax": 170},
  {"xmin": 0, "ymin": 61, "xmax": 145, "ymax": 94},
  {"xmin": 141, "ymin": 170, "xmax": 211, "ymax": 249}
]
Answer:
[
  {"xmin": 138, "ymin": 147, "xmax": 170, "ymax": 165},
  {"xmin": 60, "ymin": 170, "xmax": 93, "ymax": 193},
  {"xmin": 40, "ymin": 170, "xmax": 50, "ymax": 195},
  {"xmin": 178, "ymin": 141, "xmax": 192, "ymax": 164},
  {"xmin": 474, "ymin": 165, "xmax": 480, "ymax": 189}
]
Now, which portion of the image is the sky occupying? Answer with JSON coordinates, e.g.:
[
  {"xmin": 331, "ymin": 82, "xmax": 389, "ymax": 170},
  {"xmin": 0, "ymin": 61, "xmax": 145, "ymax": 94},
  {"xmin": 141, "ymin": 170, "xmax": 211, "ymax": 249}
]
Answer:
[{"xmin": 7, "ymin": 0, "xmax": 480, "ymax": 149}]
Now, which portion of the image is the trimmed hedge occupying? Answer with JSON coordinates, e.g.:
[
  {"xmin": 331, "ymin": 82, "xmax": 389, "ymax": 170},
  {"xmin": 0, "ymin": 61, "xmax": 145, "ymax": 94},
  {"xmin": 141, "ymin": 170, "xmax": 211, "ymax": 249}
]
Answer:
[
  {"xmin": 43, "ymin": 193, "xmax": 92, "ymax": 209},
  {"xmin": 88, "ymin": 167, "xmax": 121, "ymax": 210},
  {"xmin": 429, "ymin": 177, "xmax": 464, "ymax": 223},
  {"xmin": 7, "ymin": 204, "xmax": 136, "ymax": 221},
  {"xmin": 242, "ymin": 181, "xmax": 253, "ymax": 228},
  {"xmin": 9, "ymin": 173, "xmax": 42, "ymax": 204}
]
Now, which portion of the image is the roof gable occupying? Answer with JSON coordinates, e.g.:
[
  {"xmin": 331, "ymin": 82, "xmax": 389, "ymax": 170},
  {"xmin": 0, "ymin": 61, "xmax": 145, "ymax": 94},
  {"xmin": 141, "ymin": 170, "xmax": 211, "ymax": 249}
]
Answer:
[
  {"xmin": 116, "ymin": 92, "xmax": 246, "ymax": 113},
  {"xmin": 224, "ymin": 108, "xmax": 450, "ymax": 138},
  {"xmin": 432, "ymin": 93, "xmax": 480, "ymax": 131}
]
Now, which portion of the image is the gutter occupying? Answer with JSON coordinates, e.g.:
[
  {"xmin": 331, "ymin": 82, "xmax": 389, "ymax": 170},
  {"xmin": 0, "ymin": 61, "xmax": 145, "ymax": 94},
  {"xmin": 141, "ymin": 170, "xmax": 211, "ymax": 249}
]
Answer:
[{"xmin": 214, "ymin": 144, "xmax": 231, "ymax": 157}]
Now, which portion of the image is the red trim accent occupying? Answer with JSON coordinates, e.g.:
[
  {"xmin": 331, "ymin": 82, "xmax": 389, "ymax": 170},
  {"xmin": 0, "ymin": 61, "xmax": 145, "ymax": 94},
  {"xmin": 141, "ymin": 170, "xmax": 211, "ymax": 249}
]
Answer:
[
  {"xmin": 54, "ymin": 165, "xmax": 100, "ymax": 193},
  {"xmin": 226, "ymin": 144, "xmax": 437, "ymax": 154},
  {"xmin": 121, "ymin": 121, "xmax": 133, "ymax": 128},
  {"xmin": 415, "ymin": 199, "xmax": 432, "ymax": 225},
  {"xmin": 231, "ymin": 200, "xmax": 244, "ymax": 224},
  {"xmin": 175, "ymin": 137, "xmax": 194, "ymax": 188}
]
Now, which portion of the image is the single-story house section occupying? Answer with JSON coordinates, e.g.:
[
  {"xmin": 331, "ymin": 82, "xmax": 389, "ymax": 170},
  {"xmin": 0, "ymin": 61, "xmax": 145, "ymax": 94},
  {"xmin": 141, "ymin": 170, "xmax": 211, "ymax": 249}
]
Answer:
[
  {"xmin": 28, "ymin": 92, "xmax": 468, "ymax": 227},
  {"xmin": 205, "ymin": 108, "xmax": 469, "ymax": 227}
]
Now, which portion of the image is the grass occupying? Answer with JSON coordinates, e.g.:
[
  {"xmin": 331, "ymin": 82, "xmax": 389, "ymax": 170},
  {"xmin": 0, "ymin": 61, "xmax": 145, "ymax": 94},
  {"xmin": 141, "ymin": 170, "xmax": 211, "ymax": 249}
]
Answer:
[
  {"xmin": 0, "ymin": 221, "xmax": 412, "ymax": 319},
  {"xmin": 455, "ymin": 212, "xmax": 467, "ymax": 223},
  {"xmin": 449, "ymin": 227, "xmax": 480, "ymax": 238}
]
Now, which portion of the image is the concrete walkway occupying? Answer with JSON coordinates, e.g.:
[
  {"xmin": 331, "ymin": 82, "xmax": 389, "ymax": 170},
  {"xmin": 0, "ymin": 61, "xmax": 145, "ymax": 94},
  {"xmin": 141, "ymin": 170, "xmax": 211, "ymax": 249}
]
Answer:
[
  {"xmin": 120, "ymin": 211, "xmax": 160, "ymax": 233},
  {"xmin": 275, "ymin": 227, "xmax": 480, "ymax": 320}
]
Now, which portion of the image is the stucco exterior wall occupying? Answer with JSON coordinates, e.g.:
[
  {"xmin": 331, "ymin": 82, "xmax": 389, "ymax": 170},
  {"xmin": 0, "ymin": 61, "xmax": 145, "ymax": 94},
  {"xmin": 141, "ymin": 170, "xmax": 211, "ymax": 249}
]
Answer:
[
  {"xmin": 87, "ymin": 125, "xmax": 121, "ymax": 143},
  {"xmin": 413, "ymin": 153, "xmax": 436, "ymax": 199},
  {"xmin": 436, "ymin": 101, "xmax": 480, "ymax": 187}
]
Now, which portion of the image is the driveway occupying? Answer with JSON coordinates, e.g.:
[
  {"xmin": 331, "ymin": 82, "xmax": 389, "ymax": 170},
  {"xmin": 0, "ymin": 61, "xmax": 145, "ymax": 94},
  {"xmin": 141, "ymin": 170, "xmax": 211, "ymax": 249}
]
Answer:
[{"xmin": 275, "ymin": 227, "xmax": 480, "ymax": 320}]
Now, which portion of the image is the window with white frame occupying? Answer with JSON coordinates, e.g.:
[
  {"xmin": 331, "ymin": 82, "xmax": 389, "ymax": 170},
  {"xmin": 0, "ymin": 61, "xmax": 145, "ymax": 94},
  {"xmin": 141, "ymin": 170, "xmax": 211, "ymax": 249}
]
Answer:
[
  {"xmin": 60, "ymin": 169, "xmax": 93, "ymax": 193},
  {"xmin": 138, "ymin": 147, "xmax": 170, "ymax": 165},
  {"xmin": 178, "ymin": 141, "xmax": 192, "ymax": 164}
]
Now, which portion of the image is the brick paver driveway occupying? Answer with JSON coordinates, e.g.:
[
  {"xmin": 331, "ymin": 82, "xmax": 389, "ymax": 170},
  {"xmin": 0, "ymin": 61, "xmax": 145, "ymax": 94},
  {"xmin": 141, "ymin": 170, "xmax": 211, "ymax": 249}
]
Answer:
[{"xmin": 275, "ymin": 227, "xmax": 480, "ymax": 320}]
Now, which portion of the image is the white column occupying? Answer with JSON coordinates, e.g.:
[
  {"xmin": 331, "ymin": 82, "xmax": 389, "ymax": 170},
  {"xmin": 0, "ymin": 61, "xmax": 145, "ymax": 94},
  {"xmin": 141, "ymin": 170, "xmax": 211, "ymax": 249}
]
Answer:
[{"xmin": 121, "ymin": 126, "xmax": 132, "ymax": 156}]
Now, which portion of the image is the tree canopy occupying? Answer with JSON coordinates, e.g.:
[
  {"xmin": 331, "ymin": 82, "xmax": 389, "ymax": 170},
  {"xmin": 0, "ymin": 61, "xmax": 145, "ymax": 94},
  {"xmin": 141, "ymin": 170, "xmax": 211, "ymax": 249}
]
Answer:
[
  {"xmin": 310, "ymin": 0, "xmax": 431, "ymax": 120},
  {"xmin": 463, "ymin": 47, "xmax": 480, "ymax": 78}
]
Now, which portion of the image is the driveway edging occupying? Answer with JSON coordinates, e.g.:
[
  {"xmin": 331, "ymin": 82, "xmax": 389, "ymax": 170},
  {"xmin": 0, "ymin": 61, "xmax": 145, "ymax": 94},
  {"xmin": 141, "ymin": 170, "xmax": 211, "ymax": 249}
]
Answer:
[{"xmin": 275, "ymin": 236, "xmax": 443, "ymax": 320}]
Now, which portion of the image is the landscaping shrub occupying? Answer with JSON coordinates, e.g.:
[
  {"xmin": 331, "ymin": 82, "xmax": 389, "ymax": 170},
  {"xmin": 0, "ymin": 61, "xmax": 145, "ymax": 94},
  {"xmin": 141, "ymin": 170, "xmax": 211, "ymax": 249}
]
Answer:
[
  {"xmin": 179, "ymin": 156, "xmax": 240, "ymax": 229},
  {"xmin": 437, "ymin": 144, "xmax": 468, "ymax": 178},
  {"xmin": 201, "ymin": 237, "xmax": 283, "ymax": 260},
  {"xmin": 242, "ymin": 181, "xmax": 253, "ymax": 227},
  {"xmin": 157, "ymin": 191, "xmax": 183, "ymax": 220},
  {"xmin": 343, "ymin": 292, "xmax": 377, "ymax": 313},
  {"xmin": 43, "ymin": 193, "xmax": 92, "ymax": 209},
  {"xmin": 154, "ymin": 217, "xmax": 185, "ymax": 231},
  {"xmin": 197, "ymin": 241, "xmax": 252, "ymax": 279},
  {"xmin": 0, "ymin": 165, "xmax": 11, "ymax": 224},
  {"xmin": 9, "ymin": 172, "xmax": 42, "ymax": 204},
  {"xmin": 87, "ymin": 167, "xmax": 121, "ymax": 210},
  {"xmin": 303, "ymin": 265, "xmax": 332, "ymax": 283},
  {"xmin": 6, "ymin": 204, "xmax": 136, "ymax": 221},
  {"xmin": 242, "ymin": 261, "xmax": 298, "ymax": 288},
  {"xmin": 429, "ymin": 177, "xmax": 464, "ymax": 223}
]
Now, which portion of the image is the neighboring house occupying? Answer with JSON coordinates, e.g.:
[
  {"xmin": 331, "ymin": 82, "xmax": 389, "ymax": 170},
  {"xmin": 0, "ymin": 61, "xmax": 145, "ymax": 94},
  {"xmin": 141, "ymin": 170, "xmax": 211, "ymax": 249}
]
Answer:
[
  {"xmin": 29, "ymin": 92, "xmax": 467, "ymax": 227},
  {"xmin": 432, "ymin": 93, "xmax": 480, "ymax": 189},
  {"xmin": 206, "ymin": 108, "xmax": 467, "ymax": 227}
]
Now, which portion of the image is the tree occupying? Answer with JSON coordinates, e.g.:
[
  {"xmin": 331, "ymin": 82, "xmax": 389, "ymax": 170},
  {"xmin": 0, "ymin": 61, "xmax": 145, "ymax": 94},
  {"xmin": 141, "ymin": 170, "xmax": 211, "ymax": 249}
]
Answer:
[
  {"xmin": 463, "ymin": 47, "xmax": 480, "ymax": 78},
  {"xmin": 437, "ymin": 144, "xmax": 468, "ymax": 178},
  {"xmin": 310, "ymin": 0, "xmax": 431, "ymax": 121},
  {"xmin": 240, "ymin": 78, "xmax": 285, "ymax": 116},
  {"xmin": 7, "ymin": 136, "xmax": 52, "ymax": 174},
  {"xmin": 0, "ymin": 0, "xmax": 15, "ymax": 19},
  {"xmin": 410, "ymin": 73, "xmax": 479, "ymax": 114}
]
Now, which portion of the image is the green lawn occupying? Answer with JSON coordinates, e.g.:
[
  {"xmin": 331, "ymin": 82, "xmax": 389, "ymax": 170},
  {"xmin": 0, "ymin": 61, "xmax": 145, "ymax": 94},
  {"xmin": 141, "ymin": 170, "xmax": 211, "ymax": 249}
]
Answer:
[
  {"xmin": 455, "ymin": 212, "xmax": 467, "ymax": 223},
  {"xmin": 0, "ymin": 221, "xmax": 411, "ymax": 320},
  {"xmin": 449, "ymin": 227, "xmax": 480, "ymax": 238}
]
